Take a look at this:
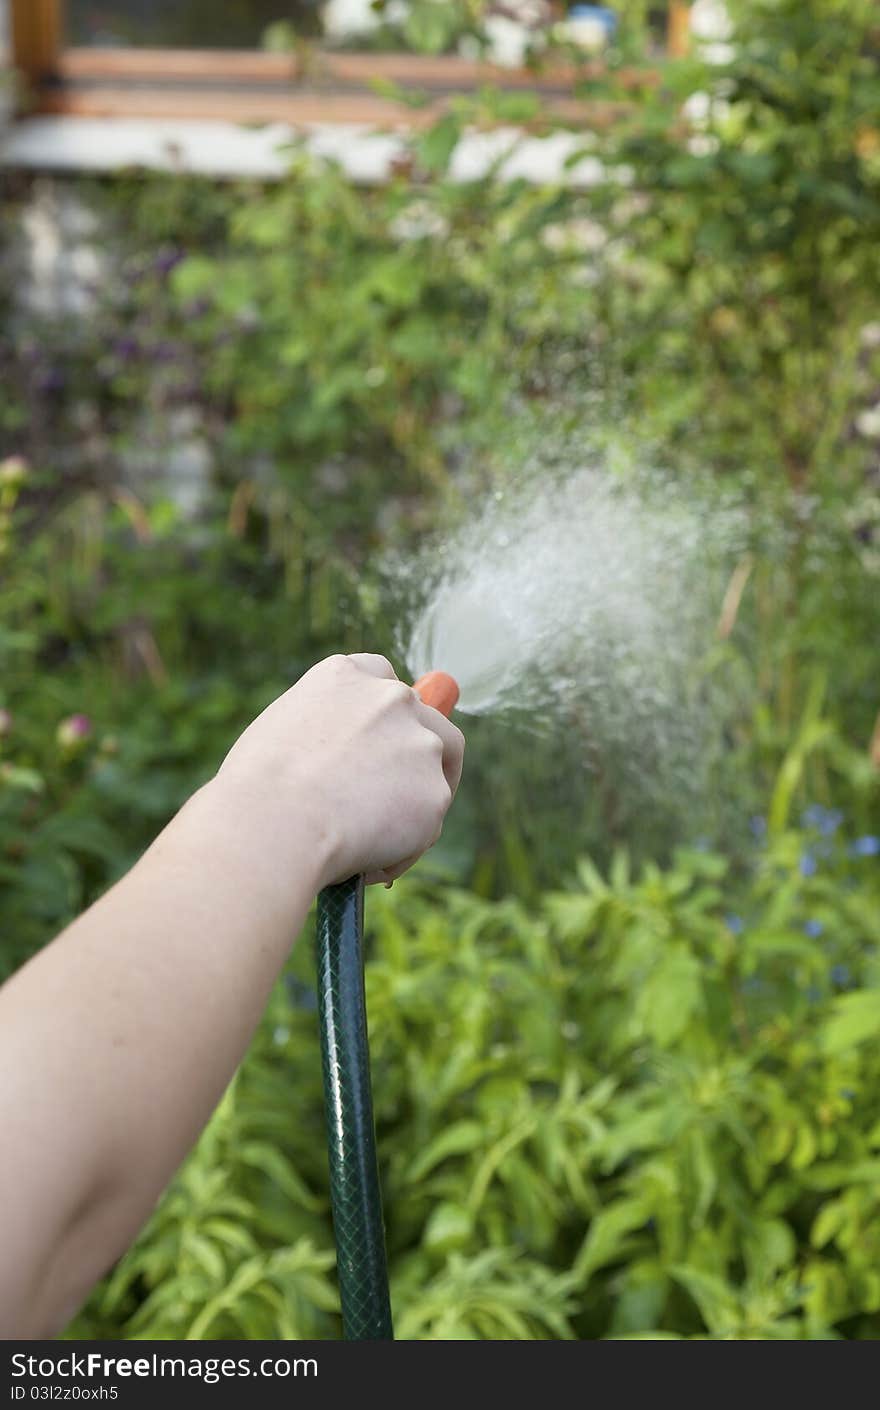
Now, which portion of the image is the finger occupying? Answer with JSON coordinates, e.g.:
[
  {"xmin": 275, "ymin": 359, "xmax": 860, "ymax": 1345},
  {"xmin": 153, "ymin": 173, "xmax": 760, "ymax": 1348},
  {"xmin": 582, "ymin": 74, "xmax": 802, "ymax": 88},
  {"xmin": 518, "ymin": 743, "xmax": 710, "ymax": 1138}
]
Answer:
[
  {"xmin": 414, "ymin": 702, "xmax": 465, "ymax": 796},
  {"xmin": 346, "ymin": 653, "xmax": 398, "ymax": 680}
]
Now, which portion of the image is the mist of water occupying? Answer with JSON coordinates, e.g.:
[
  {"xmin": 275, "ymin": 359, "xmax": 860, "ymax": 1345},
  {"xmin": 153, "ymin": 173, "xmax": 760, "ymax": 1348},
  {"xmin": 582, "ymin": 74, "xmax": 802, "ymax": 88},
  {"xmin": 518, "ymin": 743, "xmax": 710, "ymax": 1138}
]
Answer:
[{"xmin": 393, "ymin": 464, "xmax": 747, "ymax": 803}]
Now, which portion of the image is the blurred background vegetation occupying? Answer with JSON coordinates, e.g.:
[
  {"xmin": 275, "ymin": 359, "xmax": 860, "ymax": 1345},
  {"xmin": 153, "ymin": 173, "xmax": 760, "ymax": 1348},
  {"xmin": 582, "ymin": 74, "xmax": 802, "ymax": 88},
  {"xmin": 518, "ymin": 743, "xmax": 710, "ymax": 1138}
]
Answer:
[{"xmin": 1, "ymin": 0, "xmax": 880, "ymax": 1339}]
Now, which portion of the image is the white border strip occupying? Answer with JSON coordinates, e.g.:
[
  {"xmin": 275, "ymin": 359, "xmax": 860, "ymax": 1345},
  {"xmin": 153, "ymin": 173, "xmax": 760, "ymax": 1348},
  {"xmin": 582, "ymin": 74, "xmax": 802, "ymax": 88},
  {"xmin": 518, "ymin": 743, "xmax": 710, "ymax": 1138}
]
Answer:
[{"xmin": 0, "ymin": 116, "xmax": 606, "ymax": 186}]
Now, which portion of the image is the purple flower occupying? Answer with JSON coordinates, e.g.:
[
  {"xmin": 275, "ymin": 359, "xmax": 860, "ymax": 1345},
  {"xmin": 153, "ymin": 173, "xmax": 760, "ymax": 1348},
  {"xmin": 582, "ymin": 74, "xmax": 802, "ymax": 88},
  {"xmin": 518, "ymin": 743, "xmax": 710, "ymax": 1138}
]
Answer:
[
  {"xmin": 724, "ymin": 913, "xmax": 744, "ymax": 934},
  {"xmin": 800, "ymin": 851, "xmax": 818, "ymax": 877},
  {"xmin": 850, "ymin": 836, "xmax": 880, "ymax": 858},
  {"xmin": 36, "ymin": 367, "xmax": 65, "ymax": 394},
  {"xmin": 183, "ymin": 297, "xmax": 212, "ymax": 319},
  {"xmin": 150, "ymin": 341, "xmax": 180, "ymax": 364},
  {"xmin": 56, "ymin": 713, "xmax": 92, "ymax": 750},
  {"xmin": 113, "ymin": 336, "xmax": 140, "ymax": 362},
  {"xmin": 170, "ymin": 381, "xmax": 202, "ymax": 403},
  {"xmin": 154, "ymin": 247, "xmax": 185, "ymax": 277},
  {"xmin": 803, "ymin": 919, "xmax": 824, "ymax": 938}
]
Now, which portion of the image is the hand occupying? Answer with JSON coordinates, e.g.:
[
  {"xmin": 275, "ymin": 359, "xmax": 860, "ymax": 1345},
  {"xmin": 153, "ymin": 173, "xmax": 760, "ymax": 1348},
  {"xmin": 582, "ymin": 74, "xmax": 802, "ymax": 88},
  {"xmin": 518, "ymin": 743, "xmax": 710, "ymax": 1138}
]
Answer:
[{"xmin": 213, "ymin": 653, "xmax": 465, "ymax": 892}]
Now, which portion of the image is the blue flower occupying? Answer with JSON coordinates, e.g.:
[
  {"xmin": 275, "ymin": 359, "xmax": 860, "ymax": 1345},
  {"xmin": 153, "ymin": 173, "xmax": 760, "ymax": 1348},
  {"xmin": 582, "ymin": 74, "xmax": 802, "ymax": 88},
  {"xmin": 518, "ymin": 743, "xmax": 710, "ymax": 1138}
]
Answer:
[
  {"xmin": 803, "ymin": 919, "xmax": 824, "ymax": 938},
  {"xmin": 749, "ymin": 815, "xmax": 767, "ymax": 839},
  {"xmin": 802, "ymin": 805, "xmax": 844, "ymax": 837},
  {"xmin": 284, "ymin": 976, "xmax": 317, "ymax": 1012},
  {"xmin": 831, "ymin": 964, "xmax": 851, "ymax": 988},
  {"xmin": 724, "ymin": 913, "xmax": 745, "ymax": 934},
  {"xmin": 849, "ymin": 835, "xmax": 880, "ymax": 858},
  {"xmin": 800, "ymin": 851, "xmax": 818, "ymax": 877},
  {"xmin": 741, "ymin": 976, "xmax": 766, "ymax": 995}
]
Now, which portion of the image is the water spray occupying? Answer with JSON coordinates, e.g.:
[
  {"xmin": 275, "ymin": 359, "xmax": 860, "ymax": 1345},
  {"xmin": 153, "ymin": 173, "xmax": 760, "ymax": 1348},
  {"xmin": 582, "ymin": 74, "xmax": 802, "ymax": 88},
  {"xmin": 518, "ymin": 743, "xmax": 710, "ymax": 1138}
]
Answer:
[{"xmin": 317, "ymin": 669, "xmax": 459, "ymax": 1341}]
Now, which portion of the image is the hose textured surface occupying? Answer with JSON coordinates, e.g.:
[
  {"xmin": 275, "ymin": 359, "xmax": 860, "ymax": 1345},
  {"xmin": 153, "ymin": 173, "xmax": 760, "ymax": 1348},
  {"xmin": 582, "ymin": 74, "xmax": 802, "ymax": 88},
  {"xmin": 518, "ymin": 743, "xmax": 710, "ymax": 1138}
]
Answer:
[{"xmin": 317, "ymin": 875, "xmax": 394, "ymax": 1340}]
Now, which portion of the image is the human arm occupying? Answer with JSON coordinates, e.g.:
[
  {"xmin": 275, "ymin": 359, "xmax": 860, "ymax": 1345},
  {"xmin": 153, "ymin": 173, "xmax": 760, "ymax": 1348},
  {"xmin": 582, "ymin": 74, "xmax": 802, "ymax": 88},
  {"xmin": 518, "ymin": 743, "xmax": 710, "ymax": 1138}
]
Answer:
[{"xmin": 0, "ymin": 653, "xmax": 464, "ymax": 1338}]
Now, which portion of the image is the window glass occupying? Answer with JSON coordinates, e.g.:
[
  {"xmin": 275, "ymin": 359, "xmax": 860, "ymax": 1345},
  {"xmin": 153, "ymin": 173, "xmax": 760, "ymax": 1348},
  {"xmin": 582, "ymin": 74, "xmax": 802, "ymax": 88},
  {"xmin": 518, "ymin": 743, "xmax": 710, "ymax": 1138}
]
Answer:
[{"xmin": 66, "ymin": 2, "xmax": 319, "ymax": 48}]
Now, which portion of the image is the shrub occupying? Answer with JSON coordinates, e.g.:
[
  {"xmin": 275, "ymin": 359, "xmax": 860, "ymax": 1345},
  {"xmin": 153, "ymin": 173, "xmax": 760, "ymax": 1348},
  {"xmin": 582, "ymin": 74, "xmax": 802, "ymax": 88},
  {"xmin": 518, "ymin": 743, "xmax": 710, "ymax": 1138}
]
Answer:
[{"xmin": 69, "ymin": 797, "xmax": 880, "ymax": 1340}]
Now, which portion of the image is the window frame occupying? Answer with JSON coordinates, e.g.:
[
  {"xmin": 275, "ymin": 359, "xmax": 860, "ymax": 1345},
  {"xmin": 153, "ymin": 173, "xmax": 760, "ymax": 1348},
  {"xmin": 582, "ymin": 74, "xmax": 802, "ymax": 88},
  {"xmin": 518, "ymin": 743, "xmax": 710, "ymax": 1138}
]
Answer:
[{"xmin": 10, "ymin": 0, "xmax": 691, "ymax": 125}]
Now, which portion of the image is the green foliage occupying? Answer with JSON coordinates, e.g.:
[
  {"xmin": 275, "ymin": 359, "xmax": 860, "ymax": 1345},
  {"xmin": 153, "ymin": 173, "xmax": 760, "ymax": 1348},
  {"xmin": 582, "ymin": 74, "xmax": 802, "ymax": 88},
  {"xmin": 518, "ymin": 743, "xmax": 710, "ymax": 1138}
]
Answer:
[
  {"xmin": 2, "ymin": 0, "xmax": 879, "ymax": 1341},
  {"xmin": 588, "ymin": 0, "xmax": 880, "ymax": 500},
  {"xmin": 67, "ymin": 815, "xmax": 880, "ymax": 1339},
  {"xmin": 161, "ymin": 155, "xmax": 598, "ymax": 483},
  {"xmin": 0, "ymin": 473, "xmax": 366, "ymax": 979}
]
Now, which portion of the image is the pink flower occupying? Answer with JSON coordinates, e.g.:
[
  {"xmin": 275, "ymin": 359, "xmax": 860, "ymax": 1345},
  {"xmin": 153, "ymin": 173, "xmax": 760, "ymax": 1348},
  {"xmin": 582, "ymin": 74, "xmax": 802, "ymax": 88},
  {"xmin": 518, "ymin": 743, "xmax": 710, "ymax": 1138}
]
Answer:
[{"xmin": 56, "ymin": 713, "xmax": 93, "ymax": 750}]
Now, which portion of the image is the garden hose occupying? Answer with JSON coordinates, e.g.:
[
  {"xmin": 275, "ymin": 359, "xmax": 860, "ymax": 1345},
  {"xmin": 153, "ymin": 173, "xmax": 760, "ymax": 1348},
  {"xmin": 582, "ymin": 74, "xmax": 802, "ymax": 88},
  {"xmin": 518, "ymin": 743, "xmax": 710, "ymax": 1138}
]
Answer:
[{"xmin": 316, "ymin": 670, "xmax": 460, "ymax": 1341}]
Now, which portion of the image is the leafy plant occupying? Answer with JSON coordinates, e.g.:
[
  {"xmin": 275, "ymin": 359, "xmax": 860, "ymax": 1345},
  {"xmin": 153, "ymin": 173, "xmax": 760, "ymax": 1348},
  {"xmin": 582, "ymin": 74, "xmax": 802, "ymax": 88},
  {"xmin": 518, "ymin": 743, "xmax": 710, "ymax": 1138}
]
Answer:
[
  {"xmin": 2, "ymin": 0, "xmax": 879, "ymax": 1340},
  {"xmin": 67, "ymin": 788, "xmax": 880, "ymax": 1339}
]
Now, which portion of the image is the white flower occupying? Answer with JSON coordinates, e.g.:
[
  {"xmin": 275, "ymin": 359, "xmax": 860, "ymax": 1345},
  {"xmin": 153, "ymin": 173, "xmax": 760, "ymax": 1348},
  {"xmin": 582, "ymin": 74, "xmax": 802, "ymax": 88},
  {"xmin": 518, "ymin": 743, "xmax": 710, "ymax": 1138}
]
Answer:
[
  {"xmin": 0, "ymin": 455, "xmax": 28, "ymax": 487},
  {"xmin": 860, "ymin": 322, "xmax": 880, "ymax": 350},
  {"xmin": 541, "ymin": 218, "xmax": 608, "ymax": 253},
  {"xmin": 390, "ymin": 201, "xmax": 450, "ymax": 242},
  {"xmin": 484, "ymin": 16, "xmax": 532, "ymax": 67},
  {"xmin": 855, "ymin": 404, "xmax": 880, "ymax": 439}
]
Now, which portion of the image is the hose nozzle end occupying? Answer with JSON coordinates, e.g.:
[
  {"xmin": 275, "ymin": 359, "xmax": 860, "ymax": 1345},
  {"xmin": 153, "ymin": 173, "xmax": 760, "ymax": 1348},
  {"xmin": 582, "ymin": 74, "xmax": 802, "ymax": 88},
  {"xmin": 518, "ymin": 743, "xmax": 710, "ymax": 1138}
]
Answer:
[{"xmin": 412, "ymin": 670, "xmax": 460, "ymax": 718}]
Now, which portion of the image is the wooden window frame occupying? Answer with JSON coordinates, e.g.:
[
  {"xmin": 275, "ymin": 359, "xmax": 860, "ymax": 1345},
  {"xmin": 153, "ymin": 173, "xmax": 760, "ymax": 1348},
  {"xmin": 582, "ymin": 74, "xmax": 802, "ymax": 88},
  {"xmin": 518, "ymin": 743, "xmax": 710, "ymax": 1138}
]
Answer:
[{"xmin": 11, "ymin": 0, "xmax": 691, "ymax": 126}]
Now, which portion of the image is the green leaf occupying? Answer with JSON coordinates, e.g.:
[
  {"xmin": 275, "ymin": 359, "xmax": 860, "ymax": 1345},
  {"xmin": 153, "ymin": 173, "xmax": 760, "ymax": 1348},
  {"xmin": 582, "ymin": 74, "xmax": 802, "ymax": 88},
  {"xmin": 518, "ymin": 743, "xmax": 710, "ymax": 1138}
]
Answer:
[
  {"xmin": 423, "ymin": 1202, "xmax": 474, "ymax": 1254},
  {"xmin": 170, "ymin": 256, "xmax": 216, "ymax": 302},
  {"xmin": 573, "ymin": 1198, "xmax": 651, "ymax": 1282},
  {"xmin": 407, "ymin": 1120, "xmax": 486, "ymax": 1181},
  {"xmin": 416, "ymin": 115, "xmax": 462, "ymax": 174},
  {"xmin": 182, "ymin": 1234, "xmax": 226, "ymax": 1283},
  {"xmin": 636, "ymin": 945, "xmax": 703, "ymax": 1045},
  {"xmin": 238, "ymin": 1143, "xmax": 323, "ymax": 1211},
  {"xmin": 821, "ymin": 991, "xmax": 880, "ymax": 1055},
  {"xmin": 811, "ymin": 1200, "xmax": 848, "ymax": 1250},
  {"xmin": 0, "ymin": 765, "xmax": 44, "ymax": 793},
  {"xmin": 670, "ymin": 1266, "xmax": 740, "ymax": 1337}
]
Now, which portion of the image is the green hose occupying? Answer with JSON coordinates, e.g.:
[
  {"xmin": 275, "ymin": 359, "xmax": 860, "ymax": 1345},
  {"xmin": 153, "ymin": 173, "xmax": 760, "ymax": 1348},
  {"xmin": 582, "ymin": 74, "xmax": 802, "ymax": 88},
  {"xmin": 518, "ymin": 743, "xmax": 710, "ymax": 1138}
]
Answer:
[{"xmin": 316, "ymin": 876, "xmax": 394, "ymax": 1340}]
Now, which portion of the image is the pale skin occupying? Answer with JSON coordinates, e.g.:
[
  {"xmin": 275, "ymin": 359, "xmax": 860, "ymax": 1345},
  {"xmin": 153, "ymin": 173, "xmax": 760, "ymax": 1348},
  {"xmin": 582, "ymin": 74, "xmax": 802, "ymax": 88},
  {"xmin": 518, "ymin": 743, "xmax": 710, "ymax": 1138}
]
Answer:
[{"xmin": 0, "ymin": 653, "xmax": 465, "ymax": 1339}]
